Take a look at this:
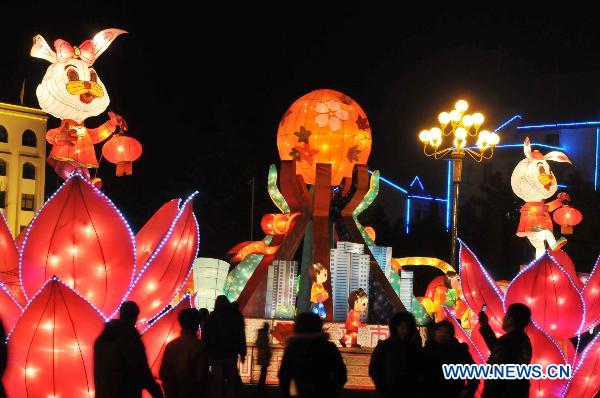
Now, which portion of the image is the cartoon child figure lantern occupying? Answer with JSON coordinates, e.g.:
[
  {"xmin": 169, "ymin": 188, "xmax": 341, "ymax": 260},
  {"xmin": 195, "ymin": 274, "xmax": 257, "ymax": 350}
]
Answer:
[
  {"xmin": 309, "ymin": 263, "xmax": 329, "ymax": 319},
  {"xmin": 30, "ymin": 29, "xmax": 134, "ymax": 184},
  {"xmin": 339, "ymin": 288, "xmax": 368, "ymax": 348},
  {"xmin": 511, "ymin": 137, "xmax": 573, "ymax": 259}
]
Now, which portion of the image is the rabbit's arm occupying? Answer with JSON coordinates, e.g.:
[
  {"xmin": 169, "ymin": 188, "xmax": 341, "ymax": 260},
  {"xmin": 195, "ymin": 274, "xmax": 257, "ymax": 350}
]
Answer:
[
  {"xmin": 88, "ymin": 111, "xmax": 127, "ymax": 144},
  {"xmin": 87, "ymin": 121, "xmax": 116, "ymax": 144},
  {"xmin": 46, "ymin": 120, "xmax": 77, "ymax": 146}
]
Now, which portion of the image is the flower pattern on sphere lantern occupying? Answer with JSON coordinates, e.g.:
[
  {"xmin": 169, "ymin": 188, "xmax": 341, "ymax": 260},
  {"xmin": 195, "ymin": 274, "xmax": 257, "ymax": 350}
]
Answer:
[
  {"xmin": 277, "ymin": 89, "xmax": 372, "ymax": 185},
  {"xmin": 102, "ymin": 134, "xmax": 143, "ymax": 176}
]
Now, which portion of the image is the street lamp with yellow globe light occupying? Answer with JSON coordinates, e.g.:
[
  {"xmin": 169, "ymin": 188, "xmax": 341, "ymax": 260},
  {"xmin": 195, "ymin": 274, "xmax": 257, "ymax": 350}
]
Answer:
[{"xmin": 418, "ymin": 99, "xmax": 500, "ymax": 269}]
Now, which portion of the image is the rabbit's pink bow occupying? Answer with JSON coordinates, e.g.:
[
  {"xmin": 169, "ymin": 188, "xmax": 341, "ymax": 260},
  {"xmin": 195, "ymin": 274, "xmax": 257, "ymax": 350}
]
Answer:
[
  {"xmin": 54, "ymin": 39, "xmax": 96, "ymax": 64},
  {"xmin": 31, "ymin": 29, "xmax": 127, "ymax": 65}
]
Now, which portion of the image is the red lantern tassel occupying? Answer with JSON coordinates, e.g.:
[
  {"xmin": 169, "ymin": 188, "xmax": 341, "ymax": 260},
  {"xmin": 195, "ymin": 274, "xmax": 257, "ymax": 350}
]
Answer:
[
  {"xmin": 561, "ymin": 225, "xmax": 573, "ymax": 235},
  {"xmin": 116, "ymin": 161, "xmax": 133, "ymax": 176}
]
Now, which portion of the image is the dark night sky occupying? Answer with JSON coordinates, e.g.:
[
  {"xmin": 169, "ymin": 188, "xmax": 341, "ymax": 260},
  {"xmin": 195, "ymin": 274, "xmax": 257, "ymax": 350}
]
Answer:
[{"xmin": 1, "ymin": 3, "xmax": 599, "ymax": 261}]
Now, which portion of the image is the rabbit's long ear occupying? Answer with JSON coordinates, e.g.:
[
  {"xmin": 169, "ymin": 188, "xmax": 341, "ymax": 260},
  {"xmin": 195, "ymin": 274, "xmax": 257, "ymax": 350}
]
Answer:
[
  {"xmin": 92, "ymin": 29, "xmax": 127, "ymax": 59},
  {"xmin": 523, "ymin": 137, "xmax": 532, "ymax": 159},
  {"xmin": 544, "ymin": 151, "xmax": 572, "ymax": 164},
  {"xmin": 31, "ymin": 35, "xmax": 56, "ymax": 63}
]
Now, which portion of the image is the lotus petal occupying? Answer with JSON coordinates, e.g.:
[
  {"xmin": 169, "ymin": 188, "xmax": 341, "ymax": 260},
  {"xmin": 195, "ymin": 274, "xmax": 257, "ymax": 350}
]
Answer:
[
  {"xmin": 458, "ymin": 240, "xmax": 505, "ymax": 335},
  {"xmin": 0, "ymin": 282, "xmax": 23, "ymax": 331},
  {"xmin": 563, "ymin": 332, "xmax": 600, "ymax": 398},
  {"xmin": 4, "ymin": 278, "xmax": 105, "ymax": 398},
  {"xmin": 0, "ymin": 211, "xmax": 24, "ymax": 304},
  {"xmin": 20, "ymin": 175, "xmax": 136, "ymax": 317},
  {"xmin": 527, "ymin": 322, "xmax": 568, "ymax": 398},
  {"xmin": 125, "ymin": 194, "xmax": 199, "ymax": 324},
  {"xmin": 582, "ymin": 256, "xmax": 600, "ymax": 332},
  {"xmin": 505, "ymin": 253, "xmax": 584, "ymax": 339},
  {"xmin": 141, "ymin": 295, "xmax": 193, "ymax": 375},
  {"xmin": 135, "ymin": 199, "xmax": 180, "ymax": 276}
]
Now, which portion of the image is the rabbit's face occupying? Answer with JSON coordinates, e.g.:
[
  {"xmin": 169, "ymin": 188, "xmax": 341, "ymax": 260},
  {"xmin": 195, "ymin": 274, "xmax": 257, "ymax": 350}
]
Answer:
[
  {"xmin": 36, "ymin": 58, "xmax": 110, "ymax": 122},
  {"xmin": 511, "ymin": 157, "xmax": 557, "ymax": 202}
]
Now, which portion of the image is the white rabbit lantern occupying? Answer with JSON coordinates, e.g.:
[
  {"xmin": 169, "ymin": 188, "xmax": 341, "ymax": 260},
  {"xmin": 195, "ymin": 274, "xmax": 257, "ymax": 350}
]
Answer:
[
  {"xmin": 510, "ymin": 137, "xmax": 572, "ymax": 259},
  {"xmin": 30, "ymin": 28, "xmax": 128, "ymax": 183}
]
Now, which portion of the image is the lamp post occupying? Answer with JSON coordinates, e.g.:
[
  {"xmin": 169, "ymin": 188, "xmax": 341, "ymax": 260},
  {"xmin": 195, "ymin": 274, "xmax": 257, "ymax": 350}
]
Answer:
[{"xmin": 418, "ymin": 99, "xmax": 500, "ymax": 269}]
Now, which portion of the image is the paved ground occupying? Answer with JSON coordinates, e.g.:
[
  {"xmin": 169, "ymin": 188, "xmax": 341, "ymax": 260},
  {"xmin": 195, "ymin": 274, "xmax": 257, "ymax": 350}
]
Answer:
[{"xmin": 242, "ymin": 385, "xmax": 376, "ymax": 397}]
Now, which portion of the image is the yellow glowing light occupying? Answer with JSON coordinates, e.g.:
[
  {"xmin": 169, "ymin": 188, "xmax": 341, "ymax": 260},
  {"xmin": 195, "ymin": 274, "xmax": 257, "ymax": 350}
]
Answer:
[
  {"xmin": 49, "ymin": 255, "xmax": 59, "ymax": 266},
  {"xmin": 455, "ymin": 100, "xmax": 468, "ymax": 112},
  {"xmin": 419, "ymin": 130, "xmax": 430, "ymax": 142},
  {"xmin": 70, "ymin": 245, "xmax": 78, "ymax": 255},
  {"xmin": 438, "ymin": 112, "xmax": 450, "ymax": 125},
  {"xmin": 488, "ymin": 132, "xmax": 500, "ymax": 146},
  {"xmin": 472, "ymin": 112, "xmax": 484, "ymax": 126},
  {"xmin": 449, "ymin": 110, "xmax": 461, "ymax": 122},
  {"xmin": 146, "ymin": 282, "xmax": 157, "ymax": 291},
  {"xmin": 41, "ymin": 321, "xmax": 54, "ymax": 331},
  {"xmin": 25, "ymin": 366, "xmax": 38, "ymax": 377},
  {"xmin": 461, "ymin": 114, "xmax": 473, "ymax": 127},
  {"xmin": 454, "ymin": 127, "xmax": 467, "ymax": 140},
  {"xmin": 84, "ymin": 224, "xmax": 94, "ymax": 235},
  {"xmin": 151, "ymin": 299, "xmax": 161, "ymax": 308}
]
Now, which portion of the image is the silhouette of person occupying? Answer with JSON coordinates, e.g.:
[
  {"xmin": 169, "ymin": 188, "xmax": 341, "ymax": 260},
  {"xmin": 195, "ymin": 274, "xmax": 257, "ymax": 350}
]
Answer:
[
  {"xmin": 369, "ymin": 312, "xmax": 423, "ymax": 398},
  {"xmin": 94, "ymin": 301, "xmax": 163, "ymax": 398},
  {"xmin": 0, "ymin": 318, "xmax": 7, "ymax": 398},
  {"xmin": 198, "ymin": 307, "xmax": 209, "ymax": 338},
  {"xmin": 203, "ymin": 295, "xmax": 246, "ymax": 398},
  {"xmin": 256, "ymin": 322, "xmax": 272, "ymax": 391},
  {"xmin": 479, "ymin": 303, "xmax": 532, "ymax": 398},
  {"xmin": 278, "ymin": 312, "xmax": 347, "ymax": 398},
  {"xmin": 159, "ymin": 308, "xmax": 209, "ymax": 398},
  {"xmin": 422, "ymin": 320, "xmax": 479, "ymax": 398}
]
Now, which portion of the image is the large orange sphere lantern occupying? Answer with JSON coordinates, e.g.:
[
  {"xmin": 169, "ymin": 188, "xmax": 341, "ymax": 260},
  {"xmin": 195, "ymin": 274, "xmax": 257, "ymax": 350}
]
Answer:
[{"xmin": 277, "ymin": 89, "xmax": 372, "ymax": 185}]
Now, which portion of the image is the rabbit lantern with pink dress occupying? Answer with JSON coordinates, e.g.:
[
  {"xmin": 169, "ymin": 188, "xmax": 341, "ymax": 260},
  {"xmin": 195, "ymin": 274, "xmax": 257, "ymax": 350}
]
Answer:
[{"xmin": 30, "ymin": 28, "xmax": 130, "ymax": 185}]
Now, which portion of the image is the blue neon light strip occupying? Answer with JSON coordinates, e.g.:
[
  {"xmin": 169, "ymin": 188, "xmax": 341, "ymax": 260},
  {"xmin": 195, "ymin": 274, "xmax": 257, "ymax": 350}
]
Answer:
[
  {"xmin": 408, "ymin": 195, "xmax": 447, "ymax": 202},
  {"xmin": 492, "ymin": 114, "xmax": 522, "ymax": 133},
  {"xmin": 517, "ymin": 121, "xmax": 600, "ymax": 130},
  {"xmin": 466, "ymin": 142, "xmax": 565, "ymax": 151},
  {"xmin": 409, "ymin": 176, "xmax": 425, "ymax": 191},
  {"xmin": 446, "ymin": 160, "xmax": 451, "ymax": 232},
  {"xmin": 406, "ymin": 198, "xmax": 411, "ymax": 234},
  {"xmin": 369, "ymin": 170, "xmax": 409, "ymax": 194},
  {"xmin": 594, "ymin": 129, "xmax": 600, "ymax": 191}
]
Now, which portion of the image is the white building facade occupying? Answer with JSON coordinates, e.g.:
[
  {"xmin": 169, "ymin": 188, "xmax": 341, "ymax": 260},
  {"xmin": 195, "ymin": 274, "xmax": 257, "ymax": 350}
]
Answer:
[
  {"xmin": 192, "ymin": 258, "xmax": 230, "ymax": 311},
  {"xmin": 330, "ymin": 241, "xmax": 370, "ymax": 321},
  {"xmin": 265, "ymin": 260, "xmax": 297, "ymax": 319}
]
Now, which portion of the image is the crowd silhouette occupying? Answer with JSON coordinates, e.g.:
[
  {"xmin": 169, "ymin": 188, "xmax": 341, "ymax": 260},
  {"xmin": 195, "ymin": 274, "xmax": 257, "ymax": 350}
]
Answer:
[{"xmin": 0, "ymin": 296, "xmax": 533, "ymax": 398}]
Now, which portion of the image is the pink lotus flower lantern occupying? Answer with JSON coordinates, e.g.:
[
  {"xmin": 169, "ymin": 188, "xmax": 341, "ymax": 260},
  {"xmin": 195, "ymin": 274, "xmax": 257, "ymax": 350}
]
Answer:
[
  {"xmin": 454, "ymin": 240, "xmax": 600, "ymax": 398},
  {"xmin": 0, "ymin": 174, "xmax": 199, "ymax": 398}
]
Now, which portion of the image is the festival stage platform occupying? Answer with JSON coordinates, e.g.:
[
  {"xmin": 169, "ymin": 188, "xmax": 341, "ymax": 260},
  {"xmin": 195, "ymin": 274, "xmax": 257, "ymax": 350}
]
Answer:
[{"xmin": 240, "ymin": 318, "xmax": 428, "ymax": 389}]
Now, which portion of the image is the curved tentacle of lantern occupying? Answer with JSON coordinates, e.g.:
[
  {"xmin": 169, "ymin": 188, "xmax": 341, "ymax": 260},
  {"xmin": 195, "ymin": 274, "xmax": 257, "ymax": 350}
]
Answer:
[
  {"xmin": 223, "ymin": 236, "xmax": 273, "ymax": 302},
  {"xmin": 0, "ymin": 282, "xmax": 23, "ymax": 331},
  {"xmin": 101, "ymin": 134, "xmax": 143, "ymax": 176},
  {"xmin": 458, "ymin": 240, "xmax": 505, "ymax": 336},
  {"xmin": 353, "ymin": 170, "xmax": 379, "ymax": 246},
  {"xmin": 141, "ymin": 295, "xmax": 193, "ymax": 379},
  {"xmin": 20, "ymin": 174, "xmax": 136, "ymax": 317},
  {"xmin": 268, "ymin": 164, "xmax": 290, "ymax": 213},
  {"xmin": 582, "ymin": 256, "xmax": 600, "ymax": 332},
  {"xmin": 527, "ymin": 321, "xmax": 569, "ymax": 398},
  {"xmin": 228, "ymin": 213, "xmax": 299, "ymax": 263},
  {"xmin": 564, "ymin": 332, "xmax": 600, "ymax": 398},
  {"xmin": 0, "ymin": 210, "xmax": 24, "ymax": 304},
  {"xmin": 4, "ymin": 278, "xmax": 105, "ymax": 398},
  {"xmin": 124, "ymin": 193, "xmax": 199, "ymax": 324},
  {"xmin": 504, "ymin": 252, "xmax": 585, "ymax": 339},
  {"xmin": 135, "ymin": 199, "xmax": 181, "ymax": 277}
]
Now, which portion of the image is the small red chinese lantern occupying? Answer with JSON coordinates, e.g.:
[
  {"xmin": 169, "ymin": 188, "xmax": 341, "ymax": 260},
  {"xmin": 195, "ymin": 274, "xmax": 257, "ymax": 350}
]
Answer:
[
  {"xmin": 553, "ymin": 205, "xmax": 582, "ymax": 235},
  {"xmin": 102, "ymin": 135, "xmax": 142, "ymax": 176}
]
